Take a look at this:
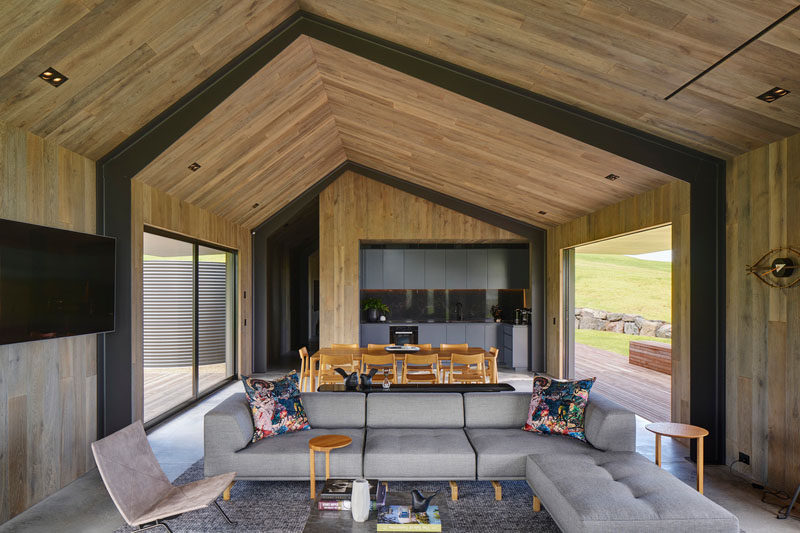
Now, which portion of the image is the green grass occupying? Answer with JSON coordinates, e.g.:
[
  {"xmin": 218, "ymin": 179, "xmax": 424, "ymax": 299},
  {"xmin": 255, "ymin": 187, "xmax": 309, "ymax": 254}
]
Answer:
[
  {"xmin": 575, "ymin": 253, "xmax": 671, "ymax": 322},
  {"xmin": 575, "ymin": 329, "xmax": 671, "ymax": 357}
]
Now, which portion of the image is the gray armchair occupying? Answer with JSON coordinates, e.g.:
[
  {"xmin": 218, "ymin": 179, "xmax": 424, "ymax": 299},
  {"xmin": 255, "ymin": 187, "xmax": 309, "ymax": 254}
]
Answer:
[{"xmin": 91, "ymin": 420, "xmax": 236, "ymax": 532}]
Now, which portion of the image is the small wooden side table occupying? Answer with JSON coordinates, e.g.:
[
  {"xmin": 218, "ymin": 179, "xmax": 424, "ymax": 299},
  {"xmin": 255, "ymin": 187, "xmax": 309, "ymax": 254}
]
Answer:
[
  {"xmin": 646, "ymin": 422, "xmax": 709, "ymax": 493},
  {"xmin": 308, "ymin": 434, "xmax": 352, "ymax": 499}
]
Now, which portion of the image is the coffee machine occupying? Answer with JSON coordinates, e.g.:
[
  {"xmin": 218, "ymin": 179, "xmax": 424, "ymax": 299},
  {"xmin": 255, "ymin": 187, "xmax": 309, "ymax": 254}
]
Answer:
[{"xmin": 514, "ymin": 308, "xmax": 532, "ymax": 325}]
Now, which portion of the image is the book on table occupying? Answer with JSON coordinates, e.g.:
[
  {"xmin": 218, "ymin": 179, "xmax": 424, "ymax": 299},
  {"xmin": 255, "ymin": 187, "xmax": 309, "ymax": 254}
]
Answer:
[
  {"xmin": 317, "ymin": 478, "xmax": 386, "ymax": 510},
  {"xmin": 377, "ymin": 505, "xmax": 441, "ymax": 532},
  {"xmin": 319, "ymin": 478, "xmax": 379, "ymax": 500}
]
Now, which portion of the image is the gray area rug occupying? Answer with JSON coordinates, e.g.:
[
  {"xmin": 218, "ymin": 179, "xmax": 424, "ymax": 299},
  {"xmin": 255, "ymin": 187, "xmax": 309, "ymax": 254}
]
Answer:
[{"xmin": 116, "ymin": 460, "xmax": 560, "ymax": 532}]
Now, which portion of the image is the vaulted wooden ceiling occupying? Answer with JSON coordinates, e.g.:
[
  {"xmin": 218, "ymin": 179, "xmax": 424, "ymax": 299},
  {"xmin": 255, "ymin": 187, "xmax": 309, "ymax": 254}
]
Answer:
[{"xmin": 1, "ymin": 1, "xmax": 799, "ymax": 228}]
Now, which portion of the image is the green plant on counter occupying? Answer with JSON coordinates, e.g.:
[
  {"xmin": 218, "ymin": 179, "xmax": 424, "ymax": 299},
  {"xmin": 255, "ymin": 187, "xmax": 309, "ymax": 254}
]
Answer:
[{"xmin": 361, "ymin": 297, "xmax": 390, "ymax": 314}]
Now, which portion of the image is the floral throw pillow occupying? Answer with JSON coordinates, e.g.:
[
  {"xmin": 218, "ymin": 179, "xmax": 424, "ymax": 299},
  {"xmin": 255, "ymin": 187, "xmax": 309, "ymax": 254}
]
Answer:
[
  {"xmin": 241, "ymin": 371, "xmax": 311, "ymax": 442},
  {"xmin": 523, "ymin": 375, "xmax": 595, "ymax": 441}
]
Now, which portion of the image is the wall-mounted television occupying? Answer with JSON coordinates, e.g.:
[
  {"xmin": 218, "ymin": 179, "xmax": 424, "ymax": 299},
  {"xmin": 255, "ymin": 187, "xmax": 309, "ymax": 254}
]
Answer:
[{"xmin": 0, "ymin": 218, "xmax": 115, "ymax": 345}]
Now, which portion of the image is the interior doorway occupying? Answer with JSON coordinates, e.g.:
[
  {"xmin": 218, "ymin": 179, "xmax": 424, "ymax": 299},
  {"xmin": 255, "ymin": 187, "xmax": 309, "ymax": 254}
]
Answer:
[{"xmin": 564, "ymin": 225, "xmax": 672, "ymax": 422}]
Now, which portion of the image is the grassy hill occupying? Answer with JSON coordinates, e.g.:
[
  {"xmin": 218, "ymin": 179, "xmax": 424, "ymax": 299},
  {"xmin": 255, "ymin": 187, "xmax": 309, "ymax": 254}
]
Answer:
[{"xmin": 575, "ymin": 253, "xmax": 671, "ymax": 322}]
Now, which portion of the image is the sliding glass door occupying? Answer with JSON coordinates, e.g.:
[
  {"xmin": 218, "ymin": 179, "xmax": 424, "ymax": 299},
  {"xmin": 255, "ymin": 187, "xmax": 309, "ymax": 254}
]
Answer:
[{"xmin": 143, "ymin": 230, "xmax": 236, "ymax": 423}]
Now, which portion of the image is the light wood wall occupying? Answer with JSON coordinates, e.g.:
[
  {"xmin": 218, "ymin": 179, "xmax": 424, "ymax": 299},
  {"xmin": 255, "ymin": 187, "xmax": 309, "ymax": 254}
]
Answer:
[
  {"xmin": 545, "ymin": 181, "xmax": 691, "ymax": 427},
  {"xmin": 0, "ymin": 121, "xmax": 97, "ymax": 523},
  {"xmin": 318, "ymin": 170, "xmax": 528, "ymax": 346},
  {"xmin": 131, "ymin": 180, "xmax": 252, "ymax": 422},
  {"xmin": 726, "ymin": 131, "xmax": 800, "ymax": 493}
]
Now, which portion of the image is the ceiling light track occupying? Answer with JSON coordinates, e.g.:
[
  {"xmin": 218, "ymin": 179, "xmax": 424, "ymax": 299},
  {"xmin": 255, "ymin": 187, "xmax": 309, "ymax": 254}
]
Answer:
[{"xmin": 664, "ymin": 4, "xmax": 800, "ymax": 101}]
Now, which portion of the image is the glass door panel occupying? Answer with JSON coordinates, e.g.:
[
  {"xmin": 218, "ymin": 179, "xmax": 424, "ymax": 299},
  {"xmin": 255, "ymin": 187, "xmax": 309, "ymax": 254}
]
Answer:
[
  {"xmin": 198, "ymin": 245, "xmax": 235, "ymax": 393},
  {"xmin": 143, "ymin": 233, "xmax": 194, "ymax": 421}
]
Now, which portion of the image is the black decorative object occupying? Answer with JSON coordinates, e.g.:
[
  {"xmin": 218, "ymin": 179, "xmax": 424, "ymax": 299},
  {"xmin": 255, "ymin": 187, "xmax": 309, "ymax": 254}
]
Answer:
[
  {"xmin": 334, "ymin": 368, "xmax": 360, "ymax": 390},
  {"xmin": 367, "ymin": 308, "xmax": 379, "ymax": 322},
  {"xmin": 411, "ymin": 489, "xmax": 439, "ymax": 512},
  {"xmin": 360, "ymin": 368, "xmax": 379, "ymax": 387}
]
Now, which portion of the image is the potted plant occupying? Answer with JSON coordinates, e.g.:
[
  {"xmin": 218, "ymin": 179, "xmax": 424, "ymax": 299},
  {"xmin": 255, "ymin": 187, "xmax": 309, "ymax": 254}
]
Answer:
[{"xmin": 362, "ymin": 298, "xmax": 389, "ymax": 323}]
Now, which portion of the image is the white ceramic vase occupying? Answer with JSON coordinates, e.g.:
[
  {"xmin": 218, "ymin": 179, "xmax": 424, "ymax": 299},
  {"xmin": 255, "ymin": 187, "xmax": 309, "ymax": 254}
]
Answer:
[{"xmin": 351, "ymin": 478, "xmax": 371, "ymax": 522}]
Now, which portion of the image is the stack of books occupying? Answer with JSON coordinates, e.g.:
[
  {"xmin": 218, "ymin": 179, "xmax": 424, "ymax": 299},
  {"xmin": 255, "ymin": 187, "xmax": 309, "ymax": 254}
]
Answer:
[
  {"xmin": 377, "ymin": 505, "xmax": 442, "ymax": 532},
  {"xmin": 316, "ymin": 478, "xmax": 386, "ymax": 511}
]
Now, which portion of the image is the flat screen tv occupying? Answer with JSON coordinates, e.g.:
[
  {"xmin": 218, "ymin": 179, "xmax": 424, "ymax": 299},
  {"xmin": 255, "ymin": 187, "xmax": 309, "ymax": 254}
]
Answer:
[{"xmin": 0, "ymin": 218, "xmax": 115, "ymax": 345}]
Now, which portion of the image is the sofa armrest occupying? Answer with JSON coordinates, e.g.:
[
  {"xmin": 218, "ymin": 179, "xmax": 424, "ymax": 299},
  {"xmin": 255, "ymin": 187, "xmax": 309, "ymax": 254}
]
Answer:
[
  {"xmin": 204, "ymin": 393, "xmax": 253, "ymax": 458},
  {"xmin": 584, "ymin": 393, "xmax": 636, "ymax": 452}
]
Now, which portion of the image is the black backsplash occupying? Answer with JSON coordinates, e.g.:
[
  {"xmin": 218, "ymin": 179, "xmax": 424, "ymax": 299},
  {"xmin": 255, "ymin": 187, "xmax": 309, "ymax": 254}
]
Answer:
[{"xmin": 361, "ymin": 289, "xmax": 524, "ymax": 322}]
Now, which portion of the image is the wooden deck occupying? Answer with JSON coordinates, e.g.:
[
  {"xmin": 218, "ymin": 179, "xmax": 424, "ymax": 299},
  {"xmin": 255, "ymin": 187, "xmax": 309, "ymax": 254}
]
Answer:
[
  {"xmin": 143, "ymin": 364, "xmax": 228, "ymax": 422},
  {"xmin": 574, "ymin": 342, "xmax": 671, "ymax": 423}
]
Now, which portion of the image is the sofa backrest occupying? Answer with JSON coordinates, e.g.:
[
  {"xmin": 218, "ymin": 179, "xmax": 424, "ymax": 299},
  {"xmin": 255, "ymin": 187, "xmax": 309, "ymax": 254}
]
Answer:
[
  {"xmin": 302, "ymin": 392, "xmax": 365, "ymax": 428},
  {"xmin": 366, "ymin": 393, "xmax": 464, "ymax": 428},
  {"xmin": 463, "ymin": 392, "xmax": 530, "ymax": 428},
  {"xmin": 584, "ymin": 393, "xmax": 636, "ymax": 452}
]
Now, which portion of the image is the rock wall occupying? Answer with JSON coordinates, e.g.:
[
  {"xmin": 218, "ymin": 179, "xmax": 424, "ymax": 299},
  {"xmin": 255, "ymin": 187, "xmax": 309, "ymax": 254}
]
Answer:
[{"xmin": 575, "ymin": 307, "xmax": 671, "ymax": 338}]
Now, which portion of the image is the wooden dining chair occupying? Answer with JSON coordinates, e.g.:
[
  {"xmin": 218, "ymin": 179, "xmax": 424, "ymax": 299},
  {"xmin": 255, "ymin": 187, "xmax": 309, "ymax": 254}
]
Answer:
[
  {"xmin": 367, "ymin": 344, "xmax": 392, "ymax": 351},
  {"xmin": 318, "ymin": 353, "xmax": 356, "ymax": 385},
  {"xmin": 361, "ymin": 353, "xmax": 397, "ymax": 383},
  {"xmin": 298, "ymin": 347, "xmax": 312, "ymax": 392},
  {"xmin": 448, "ymin": 352, "xmax": 487, "ymax": 384},
  {"xmin": 486, "ymin": 347, "xmax": 500, "ymax": 384},
  {"xmin": 439, "ymin": 343, "xmax": 469, "ymax": 382},
  {"xmin": 402, "ymin": 353, "xmax": 440, "ymax": 384},
  {"xmin": 331, "ymin": 343, "xmax": 359, "ymax": 349}
]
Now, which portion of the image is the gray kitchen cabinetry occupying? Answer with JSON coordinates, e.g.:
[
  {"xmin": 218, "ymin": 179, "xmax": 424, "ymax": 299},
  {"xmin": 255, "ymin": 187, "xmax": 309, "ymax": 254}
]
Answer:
[
  {"xmin": 382, "ymin": 249, "xmax": 405, "ymax": 289},
  {"xmin": 419, "ymin": 324, "xmax": 446, "ymax": 347},
  {"xmin": 508, "ymin": 247, "xmax": 530, "ymax": 288},
  {"xmin": 424, "ymin": 249, "xmax": 446, "ymax": 289},
  {"xmin": 403, "ymin": 249, "xmax": 425, "ymax": 289},
  {"xmin": 361, "ymin": 324, "xmax": 389, "ymax": 346},
  {"xmin": 446, "ymin": 323, "xmax": 467, "ymax": 344},
  {"xmin": 501, "ymin": 323, "xmax": 529, "ymax": 370},
  {"xmin": 445, "ymin": 249, "xmax": 467, "ymax": 289},
  {"xmin": 484, "ymin": 323, "xmax": 500, "ymax": 352},
  {"xmin": 362, "ymin": 249, "xmax": 384, "ymax": 289},
  {"xmin": 466, "ymin": 249, "xmax": 488, "ymax": 289},
  {"xmin": 466, "ymin": 323, "xmax": 486, "ymax": 349}
]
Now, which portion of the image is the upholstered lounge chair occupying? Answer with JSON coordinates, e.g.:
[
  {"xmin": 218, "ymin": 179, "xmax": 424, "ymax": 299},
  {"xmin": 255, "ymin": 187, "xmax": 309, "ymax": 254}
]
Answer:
[{"xmin": 92, "ymin": 420, "xmax": 236, "ymax": 532}]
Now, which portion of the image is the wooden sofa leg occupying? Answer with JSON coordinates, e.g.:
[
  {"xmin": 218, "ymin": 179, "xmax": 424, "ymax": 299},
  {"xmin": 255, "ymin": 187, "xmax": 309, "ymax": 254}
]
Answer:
[
  {"xmin": 449, "ymin": 481, "xmax": 458, "ymax": 501},
  {"xmin": 491, "ymin": 481, "xmax": 502, "ymax": 500},
  {"xmin": 223, "ymin": 481, "xmax": 234, "ymax": 501},
  {"xmin": 533, "ymin": 495, "xmax": 541, "ymax": 512}
]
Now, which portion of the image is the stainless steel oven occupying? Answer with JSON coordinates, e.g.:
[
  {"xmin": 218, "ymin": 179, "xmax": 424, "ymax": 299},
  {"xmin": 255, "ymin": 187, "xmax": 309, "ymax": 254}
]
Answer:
[{"xmin": 389, "ymin": 326, "xmax": 418, "ymax": 345}]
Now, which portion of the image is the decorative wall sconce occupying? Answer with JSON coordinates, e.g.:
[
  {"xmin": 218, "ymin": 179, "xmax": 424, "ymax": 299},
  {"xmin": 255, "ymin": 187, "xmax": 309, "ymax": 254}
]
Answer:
[{"xmin": 746, "ymin": 247, "xmax": 800, "ymax": 288}]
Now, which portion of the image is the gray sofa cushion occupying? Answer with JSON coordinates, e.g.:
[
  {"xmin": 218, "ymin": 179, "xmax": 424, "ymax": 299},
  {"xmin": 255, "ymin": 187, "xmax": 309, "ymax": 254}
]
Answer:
[
  {"xmin": 204, "ymin": 393, "xmax": 254, "ymax": 464},
  {"xmin": 526, "ymin": 451, "xmax": 739, "ymax": 533},
  {"xmin": 466, "ymin": 428, "xmax": 591, "ymax": 479},
  {"xmin": 584, "ymin": 394, "xmax": 636, "ymax": 452},
  {"xmin": 364, "ymin": 428, "xmax": 475, "ymax": 480},
  {"xmin": 366, "ymin": 393, "xmax": 464, "ymax": 428},
  {"xmin": 463, "ymin": 392, "xmax": 530, "ymax": 428},
  {"xmin": 302, "ymin": 392, "xmax": 365, "ymax": 428},
  {"xmin": 206, "ymin": 427, "xmax": 364, "ymax": 480}
]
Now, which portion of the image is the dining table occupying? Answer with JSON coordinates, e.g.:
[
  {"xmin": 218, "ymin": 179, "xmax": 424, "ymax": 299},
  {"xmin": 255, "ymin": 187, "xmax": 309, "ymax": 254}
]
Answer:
[{"xmin": 308, "ymin": 346, "xmax": 489, "ymax": 389}]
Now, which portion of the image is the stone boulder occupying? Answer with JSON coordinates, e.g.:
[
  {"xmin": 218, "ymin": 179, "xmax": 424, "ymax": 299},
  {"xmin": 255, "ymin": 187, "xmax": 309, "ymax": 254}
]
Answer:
[
  {"xmin": 656, "ymin": 324, "xmax": 672, "ymax": 338},
  {"xmin": 623, "ymin": 321, "xmax": 640, "ymax": 335},
  {"xmin": 639, "ymin": 319, "xmax": 660, "ymax": 337},
  {"xmin": 579, "ymin": 317, "xmax": 605, "ymax": 331},
  {"xmin": 606, "ymin": 312, "xmax": 623, "ymax": 322},
  {"xmin": 605, "ymin": 321, "xmax": 624, "ymax": 333}
]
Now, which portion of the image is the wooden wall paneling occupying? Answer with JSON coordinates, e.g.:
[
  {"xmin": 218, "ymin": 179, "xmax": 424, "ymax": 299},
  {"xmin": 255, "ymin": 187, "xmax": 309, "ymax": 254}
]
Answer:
[
  {"xmin": 130, "ymin": 180, "xmax": 253, "ymax": 421},
  {"xmin": 726, "ymin": 131, "xmax": 800, "ymax": 493},
  {"xmin": 318, "ymin": 170, "xmax": 527, "ymax": 346},
  {"xmin": 545, "ymin": 181, "xmax": 690, "ymax": 428},
  {"xmin": 0, "ymin": 121, "xmax": 97, "ymax": 524}
]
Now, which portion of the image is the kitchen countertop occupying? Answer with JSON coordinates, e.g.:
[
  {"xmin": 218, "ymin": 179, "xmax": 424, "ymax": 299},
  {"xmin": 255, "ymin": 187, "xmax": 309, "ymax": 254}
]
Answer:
[{"xmin": 361, "ymin": 320, "xmax": 529, "ymax": 325}]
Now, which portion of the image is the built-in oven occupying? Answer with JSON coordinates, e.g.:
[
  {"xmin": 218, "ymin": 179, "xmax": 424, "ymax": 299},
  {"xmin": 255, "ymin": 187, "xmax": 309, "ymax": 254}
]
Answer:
[{"xmin": 389, "ymin": 325, "xmax": 418, "ymax": 345}]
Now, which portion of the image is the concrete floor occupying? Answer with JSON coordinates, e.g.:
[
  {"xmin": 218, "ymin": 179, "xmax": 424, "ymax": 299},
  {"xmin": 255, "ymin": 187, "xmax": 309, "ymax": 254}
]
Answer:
[{"xmin": 1, "ymin": 369, "xmax": 798, "ymax": 532}]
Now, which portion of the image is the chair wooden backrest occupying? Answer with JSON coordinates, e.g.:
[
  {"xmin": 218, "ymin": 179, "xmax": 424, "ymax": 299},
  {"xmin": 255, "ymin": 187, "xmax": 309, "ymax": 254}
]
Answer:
[
  {"xmin": 367, "ymin": 344, "xmax": 392, "ymax": 351},
  {"xmin": 440, "ymin": 343, "xmax": 468, "ymax": 352},
  {"xmin": 402, "ymin": 353, "xmax": 440, "ymax": 384},
  {"xmin": 449, "ymin": 352, "xmax": 486, "ymax": 383},
  {"xmin": 486, "ymin": 346, "xmax": 500, "ymax": 384},
  {"xmin": 331, "ymin": 343, "xmax": 359, "ymax": 349},
  {"xmin": 408, "ymin": 343, "xmax": 432, "ymax": 349},
  {"xmin": 298, "ymin": 347, "xmax": 310, "ymax": 391},
  {"xmin": 361, "ymin": 353, "xmax": 397, "ymax": 383},
  {"xmin": 319, "ymin": 353, "xmax": 356, "ymax": 384}
]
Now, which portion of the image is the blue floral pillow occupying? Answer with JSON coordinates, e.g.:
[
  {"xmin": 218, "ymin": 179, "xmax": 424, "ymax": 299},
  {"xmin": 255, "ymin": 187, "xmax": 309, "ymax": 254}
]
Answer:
[
  {"xmin": 523, "ymin": 376, "xmax": 595, "ymax": 441},
  {"xmin": 242, "ymin": 371, "xmax": 311, "ymax": 442}
]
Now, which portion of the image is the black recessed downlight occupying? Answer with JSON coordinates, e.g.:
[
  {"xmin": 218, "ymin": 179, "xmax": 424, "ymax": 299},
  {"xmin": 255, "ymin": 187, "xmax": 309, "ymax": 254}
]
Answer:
[
  {"xmin": 252, "ymin": 203, "xmax": 260, "ymax": 209},
  {"xmin": 39, "ymin": 67, "xmax": 68, "ymax": 87},
  {"xmin": 188, "ymin": 162, "xmax": 201, "ymax": 171},
  {"xmin": 604, "ymin": 173, "xmax": 620, "ymax": 181},
  {"xmin": 757, "ymin": 87, "xmax": 790, "ymax": 103},
  {"xmin": 538, "ymin": 210, "xmax": 547, "ymax": 215}
]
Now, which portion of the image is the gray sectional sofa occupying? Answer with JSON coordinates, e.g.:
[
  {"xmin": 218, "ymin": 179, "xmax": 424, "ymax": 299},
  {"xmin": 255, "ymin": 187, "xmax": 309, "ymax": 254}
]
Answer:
[{"xmin": 204, "ymin": 391, "xmax": 739, "ymax": 532}]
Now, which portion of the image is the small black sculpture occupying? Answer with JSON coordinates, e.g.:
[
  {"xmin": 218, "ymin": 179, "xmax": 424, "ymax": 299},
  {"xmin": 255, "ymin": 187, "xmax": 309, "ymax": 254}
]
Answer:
[
  {"xmin": 360, "ymin": 368, "xmax": 379, "ymax": 387},
  {"xmin": 411, "ymin": 489, "xmax": 439, "ymax": 512},
  {"xmin": 334, "ymin": 368, "xmax": 359, "ymax": 390}
]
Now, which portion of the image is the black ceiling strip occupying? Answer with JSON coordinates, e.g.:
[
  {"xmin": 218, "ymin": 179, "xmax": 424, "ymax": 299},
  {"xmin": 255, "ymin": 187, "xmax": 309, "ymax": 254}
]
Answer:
[{"xmin": 664, "ymin": 4, "xmax": 800, "ymax": 101}]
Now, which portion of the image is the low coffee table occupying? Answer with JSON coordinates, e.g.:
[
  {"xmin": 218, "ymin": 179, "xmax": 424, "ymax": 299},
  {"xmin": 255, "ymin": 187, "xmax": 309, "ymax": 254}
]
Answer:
[
  {"xmin": 309, "ymin": 435, "xmax": 352, "ymax": 499},
  {"xmin": 304, "ymin": 490, "xmax": 451, "ymax": 532}
]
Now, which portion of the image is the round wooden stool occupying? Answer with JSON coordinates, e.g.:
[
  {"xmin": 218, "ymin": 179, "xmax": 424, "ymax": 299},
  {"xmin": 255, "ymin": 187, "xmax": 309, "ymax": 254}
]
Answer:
[
  {"xmin": 646, "ymin": 422, "xmax": 709, "ymax": 493},
  {"xmin": 308, "ymin": 434, "xmax": 352, "ymax": 499}
]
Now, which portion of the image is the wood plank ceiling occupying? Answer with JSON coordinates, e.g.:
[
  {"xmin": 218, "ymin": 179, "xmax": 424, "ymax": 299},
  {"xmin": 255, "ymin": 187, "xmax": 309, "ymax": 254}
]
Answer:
[
  {"xmin": 133, "ymin": 36, "xmax": 675, "ymax": 228},
  {"xmin": 1, "ymin": 1, "xmax": 799, "ymax": 227}
]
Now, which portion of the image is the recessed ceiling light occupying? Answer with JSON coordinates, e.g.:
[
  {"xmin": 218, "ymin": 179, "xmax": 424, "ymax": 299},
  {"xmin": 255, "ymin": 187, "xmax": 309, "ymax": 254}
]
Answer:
[
  {"xmin": 604, "ymin": 173, "xmax": 620, "ymax": 181},
  {"xmin": 538, "ymin": 210, "xmax": 547, "ymax": 215},
  {"xmin": 39, "ymin": 67, "xmax": 68, "ymax": 87},
  {"xmin": 188, "ymin": 162, "xmax": 201, "ymax": 171},
  {"xmin": 252, "ymin": 203, "xmax": 260, "ymax": 209},
  {"xmin": 757, "ymin": 87, "xmax": 790, "ymax": 103}
]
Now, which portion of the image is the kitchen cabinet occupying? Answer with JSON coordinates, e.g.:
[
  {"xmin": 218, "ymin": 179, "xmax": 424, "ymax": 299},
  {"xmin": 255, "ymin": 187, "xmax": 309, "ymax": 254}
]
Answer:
[
  {"xmin": 424, "ymin": 249, "xmax": 446, "ymax": 288},
  {"xmin": 362, "ymin": 249, "xmax": 383, "ymax": 289},
  {"xmin": 508, "ymin": 248, "xmax": 529, "ymax": 288},
  {"xmin": 361, "ymin": 324, "xmax": 389, "ymax": 346},
  {"xmin": 484, "ymin": 323, "xmax": 500, "ymax": 351},
  {"xmin": 382, "ymin": 249, "xmax": 405, "ymax": 289},
  {"xmin": 501, "ymin": 323, "xmax": 529, "ymax": 370},
  {"xmin": 487, "ymin": 248, "xmax": 508, "ymax": 289},
  {"xmin": 466, "ymin": 249, "xmax": 488, "ymax": 289},
  {"xmin": 419, "ymin": 324, "xmax": 446, "ymax": 347},
  {"xmin": 445, "ymin": 249, "xmax": 467, "ymax": 289},
  {"xmin": 403, "ymin": 249, "xmax": 425, "ymax": 289},
  {"xmin": 446, "ymin": 323, "xmax": 467, "ymax": 344},
  {"xmin": 466, "ymin": 323, "xmax": 486, "ymax": 349}
]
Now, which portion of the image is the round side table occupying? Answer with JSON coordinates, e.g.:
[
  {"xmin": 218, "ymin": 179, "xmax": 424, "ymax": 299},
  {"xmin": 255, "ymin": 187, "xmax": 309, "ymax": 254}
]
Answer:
[
  {"xmin": 308, "ymin": 434, "xmax": 352, "ymax": 499},
  {"xmin": 645, "ymin": 422, "xmax": 709, "ymax": 493}
]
